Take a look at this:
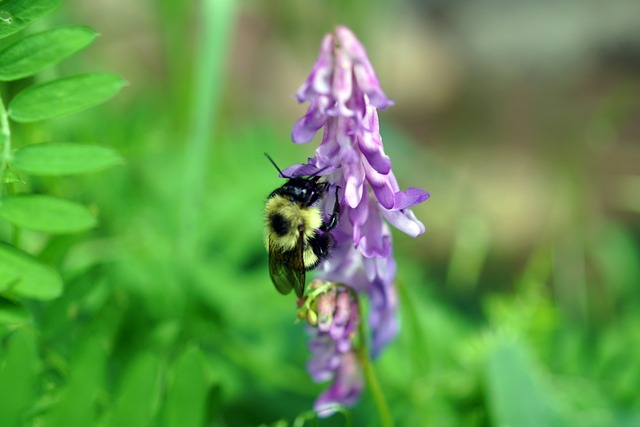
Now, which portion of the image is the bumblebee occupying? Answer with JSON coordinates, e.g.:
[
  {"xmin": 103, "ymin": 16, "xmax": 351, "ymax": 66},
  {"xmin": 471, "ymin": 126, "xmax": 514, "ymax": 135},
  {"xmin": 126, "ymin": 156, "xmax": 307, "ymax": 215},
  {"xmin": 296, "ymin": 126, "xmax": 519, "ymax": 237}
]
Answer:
[{"xmin": 263, "ymin": 154, "xmax": 340, "ymax": 298}]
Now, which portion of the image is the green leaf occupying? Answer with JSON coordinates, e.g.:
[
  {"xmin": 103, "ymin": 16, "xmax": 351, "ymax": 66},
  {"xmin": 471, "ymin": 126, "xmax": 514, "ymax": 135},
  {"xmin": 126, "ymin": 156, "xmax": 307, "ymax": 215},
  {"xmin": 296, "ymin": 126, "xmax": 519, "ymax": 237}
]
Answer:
[
  {"xmin": 0, "ymin": 0, "xmax": 65, "ymax": 40},
  {"xmin": 0, "ymin": 26, "xmax": 97, "ymax": 81},
  {"xmin": 0, "ymin": 297, "xmax": 30, "ymax": 326},
  {"xmin": 12, "ymin": 143, "xmax": 123, "ymax": 176},
  {"xmin": 485, "ymin": 335, "xmax": 566, "ymax": 427},
  {"xmin": 101, "ymin": 352, "xmax": 161, "ymax": 427},
  {"xmin": 8, "ymin": 72, "xmax": 125, "ymax": 122},
  {"xmin": 0, "ymin": 329, "xmax": 40, "ymax": 426},
  {"xmin": 164, "ymin": 345, "xmax": 209, "ymax": 427},
  {"xmin": 0, "ymin": 194, "xmax": 96, "ymax": 234},
  {"xmin": 41, "ymin": 328, "xmax": 109, "ymax": 427},
  {"xmin": 0, "ymin": 243, "xmax": 63, "ymax": 299}
]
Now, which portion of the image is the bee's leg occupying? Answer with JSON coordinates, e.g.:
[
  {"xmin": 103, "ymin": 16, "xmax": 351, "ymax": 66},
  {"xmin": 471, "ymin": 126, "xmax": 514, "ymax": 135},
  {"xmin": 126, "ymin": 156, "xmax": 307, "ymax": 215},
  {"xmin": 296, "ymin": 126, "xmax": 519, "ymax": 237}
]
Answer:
[{"xmin": 320, "ymin": 186, "xmax": 341, "ymax": 232}]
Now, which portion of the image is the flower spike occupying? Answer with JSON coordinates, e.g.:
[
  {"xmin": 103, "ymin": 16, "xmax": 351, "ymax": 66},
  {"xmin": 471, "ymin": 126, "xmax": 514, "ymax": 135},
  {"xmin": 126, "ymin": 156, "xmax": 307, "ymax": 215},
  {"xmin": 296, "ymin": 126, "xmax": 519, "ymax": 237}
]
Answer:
[{"xmin": 286, "ymin": 25, "xmax": 429, "ymax": 415}]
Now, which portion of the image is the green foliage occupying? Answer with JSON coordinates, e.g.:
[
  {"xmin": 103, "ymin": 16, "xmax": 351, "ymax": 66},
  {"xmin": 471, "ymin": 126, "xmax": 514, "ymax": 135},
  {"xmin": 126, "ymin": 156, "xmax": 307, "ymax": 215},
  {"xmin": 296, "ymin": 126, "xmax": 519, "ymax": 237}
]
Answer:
[
  {"xmin": 0, "ymin": 329, "xmax": 40, "ymax": 426},
  {"xmin": 11, "ymin": 143, "xmax": 123, "ymax": 176},
  {"xmin": 0, "ymin": 0, "xmax": 123, "ymax": 308},
  {"xmin": 163, "ymin": 346, "xmax": 211, "ymax": 427},
  {"xmin": 0, "ymin": 1, "xmax": 638, "ymax": 427},
  {"xmin": 0, "ymin": 3, "xmax": 124, "ymax": 425},
  {"xmin": 0, "ymin": 243, "xmax": 62, "ymax": 299},
  {"xmin": 0, "ymin": 0, "xmax": 64, "ymax": 40},
  {"xmin": 484, "ymin": 335, "xmax": 564, "ymax": 427},
  {"xmin": 0, "ymin": 296, "xmax": 30, "ymax": 325},
  {"xmin": 0, "ymin": 194, "xmax": 96, "ymax": 233},
  {"xmin": 8, "ymin": 73, "xmax": 125, "ymax": 122},
  {"xmin": 0, "ymin": 26, "xmax": 97, "ymax": 81},
  {"xmin": 99, "ymin": 351, "xmax": 162, "ymax": 427},
  {"xmin": 40, "ymin": 318, "xmax": 112, "ymax": 427}
]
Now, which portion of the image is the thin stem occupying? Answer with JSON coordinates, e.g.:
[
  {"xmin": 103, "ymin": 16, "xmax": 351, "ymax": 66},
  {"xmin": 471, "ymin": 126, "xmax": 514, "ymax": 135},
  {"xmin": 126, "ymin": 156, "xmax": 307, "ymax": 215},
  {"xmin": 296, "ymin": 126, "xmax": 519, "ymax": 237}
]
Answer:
[
  {"xmin": 396, "ymin": 280, "xmax": 430, "ymax": 373},
  {"xmin": 178, "ymin": 0, "xmax": 237, "ymax": 258},
  {"xmin": 356, "ymin": 297, "xmax": 395, "ymax": 427}
]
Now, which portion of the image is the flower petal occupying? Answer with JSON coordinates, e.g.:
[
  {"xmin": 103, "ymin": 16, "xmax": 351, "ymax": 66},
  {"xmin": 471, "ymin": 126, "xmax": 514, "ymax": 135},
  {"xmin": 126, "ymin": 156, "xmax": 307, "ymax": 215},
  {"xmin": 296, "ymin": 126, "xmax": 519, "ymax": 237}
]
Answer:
[
  {"xmin": 317, "ymin": 243, "xmax": 369, "ymax": 293},
  {"xmin": 357, "ymin": 108, "xmax": 391, "ymax": 174},
  {"xmin": 393, "ymin": 187, "xmax": 430, "ymax": 210},
  {"xmin": 296, "ymin": 34, "xmax": 335, "ymax": 102},
  {"xmin": 368, "ymin": 277, "xmax": 399, "ymax": 358},
  {"xmin": 356, "ymin": 199, "xmax": 392, "ymax": 258},
  {"xmin": 281, "ymin": 158, "xmax": 337, "ymax": 178},
  {"xmin": 381, "ymin": 207, "xmax": 425, "ymax": 237},
  {"xmin": 307, "ymin": 333, "xmax": 341, "ymax": 382},
  {"xmin": 346, "ymin": 81, "xmax": 367, "ymax": 120},
  {"xmin": 291, "ymin": 96, "xmax": 331, "ymax": 143},
  {"xmin": 363, "ymin": 160, "xmax": 394, "ymax": 209},
  {"xmin": 331, "ymin": 48, "xmax": 354, "ymax": 117},
  {"xmin": 314, "ymin": 351, "xmax": 363, "ymax": 416},
  {"xmin": 335, "ymin": 26, "xmax": 394, "ymax": 110},
  {"xmin": 353, "ymin": 63, "xmax": 394, "ymax": 110},
  {"xmin": 349, "ymin": 193, "xmax": 369, "ymax": 244},
  {"xmin": 315, "ymin": 117, "xmax": 341, "ymax": 168},
  {"xmin": 340, "ymin": 146, "xmax": 365, "ymax": 208}
]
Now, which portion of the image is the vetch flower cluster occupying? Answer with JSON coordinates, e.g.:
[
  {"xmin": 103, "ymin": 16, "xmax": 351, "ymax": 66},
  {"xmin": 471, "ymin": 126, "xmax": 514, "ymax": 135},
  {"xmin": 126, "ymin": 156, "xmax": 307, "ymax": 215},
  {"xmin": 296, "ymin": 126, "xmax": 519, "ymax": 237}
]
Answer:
[
  {"xmin": 284, "ymin": 25, "xmax": 429, "ymax": 415},
  {"xmin": 298, "ymin": 280, "xmax": 363, "ymax": 414}
]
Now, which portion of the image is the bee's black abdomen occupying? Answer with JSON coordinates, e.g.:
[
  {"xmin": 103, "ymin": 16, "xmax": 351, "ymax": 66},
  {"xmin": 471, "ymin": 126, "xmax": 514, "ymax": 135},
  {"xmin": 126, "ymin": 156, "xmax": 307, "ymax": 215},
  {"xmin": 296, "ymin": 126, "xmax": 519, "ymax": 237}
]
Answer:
[
  {"xmin": 309, "ymin": 232, "xmax": 331, "ymax": 259},
  {"xmin": 269, "ymin": 212, "xmax": 290, "ymax": 237}
]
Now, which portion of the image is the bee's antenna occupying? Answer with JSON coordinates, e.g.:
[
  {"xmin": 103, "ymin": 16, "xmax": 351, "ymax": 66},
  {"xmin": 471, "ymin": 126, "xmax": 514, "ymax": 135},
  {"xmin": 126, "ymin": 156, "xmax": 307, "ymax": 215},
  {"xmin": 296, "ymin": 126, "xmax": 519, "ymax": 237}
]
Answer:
[
  {"xmin": 309, "ymin": 165, "xmax": 330, "ymax": 178},
  {"xmin": 264, "ymin": 152, "xmax": 289, "ymax": 178},
  {"xmin": 264, "ymin": 152, "xmax": 332, "ymax": 179}
]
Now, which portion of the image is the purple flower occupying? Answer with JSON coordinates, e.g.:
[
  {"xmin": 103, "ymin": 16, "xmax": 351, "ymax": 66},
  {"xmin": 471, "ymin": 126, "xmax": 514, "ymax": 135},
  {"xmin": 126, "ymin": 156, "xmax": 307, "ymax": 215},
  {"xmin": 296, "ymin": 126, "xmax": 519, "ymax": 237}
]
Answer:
[
  {"xmin": 287, "ymin": 25, "xmax": 429, "ymax": 413},
  {"xmin": 302, "ymin": 281, "xmax": 363, "ymax": 417},
  {"xmin": 314, "ymin": 351, "xmax": 363, "ymax": 416},
  {"xmin": 291, "ymin": 26, "xmax": 393, "ymax": 145}
]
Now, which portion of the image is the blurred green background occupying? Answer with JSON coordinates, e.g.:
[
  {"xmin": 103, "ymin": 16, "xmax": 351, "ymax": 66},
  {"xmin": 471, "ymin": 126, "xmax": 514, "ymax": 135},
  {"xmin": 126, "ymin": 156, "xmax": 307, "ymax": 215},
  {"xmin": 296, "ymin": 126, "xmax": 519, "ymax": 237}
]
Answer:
[{"xmin": 2, "ymin": 0, "xmax": 640, "ymax": 426}]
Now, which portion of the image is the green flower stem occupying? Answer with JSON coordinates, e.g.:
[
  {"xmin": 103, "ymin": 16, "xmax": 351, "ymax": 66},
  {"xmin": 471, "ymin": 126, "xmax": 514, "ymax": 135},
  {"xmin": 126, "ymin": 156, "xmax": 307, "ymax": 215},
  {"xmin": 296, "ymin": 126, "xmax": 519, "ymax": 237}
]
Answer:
[
  {"xmin": 178, "ymin": 0, "xmax": 237, "ymax": 257},
  {"xmin": 356, "ymin": 297, "xmax": 395, "ymax": 427}
]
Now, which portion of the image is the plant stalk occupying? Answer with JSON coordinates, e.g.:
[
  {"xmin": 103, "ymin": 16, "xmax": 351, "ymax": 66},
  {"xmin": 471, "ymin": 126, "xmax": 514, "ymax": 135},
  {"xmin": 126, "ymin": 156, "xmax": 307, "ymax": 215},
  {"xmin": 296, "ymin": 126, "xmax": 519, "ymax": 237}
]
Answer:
[
  {"xmin": 178, "ymin": 0, "xmax": 237, "ymax": 258},
  {"xmin": 356, "ymin": 298, "xmax": 395, "ymax": 427}
]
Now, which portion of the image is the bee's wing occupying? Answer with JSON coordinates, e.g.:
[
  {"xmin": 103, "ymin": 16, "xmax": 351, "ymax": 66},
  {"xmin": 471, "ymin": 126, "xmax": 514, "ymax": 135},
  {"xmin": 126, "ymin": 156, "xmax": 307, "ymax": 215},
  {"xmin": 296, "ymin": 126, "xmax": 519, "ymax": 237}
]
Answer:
[{"xmin": 268, "ymin": 233, "xmax": 306, "ymax": 298}]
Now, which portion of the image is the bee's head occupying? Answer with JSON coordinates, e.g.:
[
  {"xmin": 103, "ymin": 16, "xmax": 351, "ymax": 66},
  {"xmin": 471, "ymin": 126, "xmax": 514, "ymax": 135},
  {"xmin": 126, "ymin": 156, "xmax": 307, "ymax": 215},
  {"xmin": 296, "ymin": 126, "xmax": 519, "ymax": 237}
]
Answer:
[
  {"xmin": 280, "ymin": 176, "xmax": 329, "ymax": 206},
  {"xmin": 265, "ymin": 153, "xmax": 330, "ymax": 206}
]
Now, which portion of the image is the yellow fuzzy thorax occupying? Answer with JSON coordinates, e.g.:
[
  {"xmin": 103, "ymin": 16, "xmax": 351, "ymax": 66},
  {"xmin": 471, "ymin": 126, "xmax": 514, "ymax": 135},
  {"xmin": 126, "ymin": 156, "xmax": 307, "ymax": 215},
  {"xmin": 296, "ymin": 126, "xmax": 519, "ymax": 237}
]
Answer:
[{"xmin": 264, "ymin": 195, "xmax": 323, "ymax": 252}]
